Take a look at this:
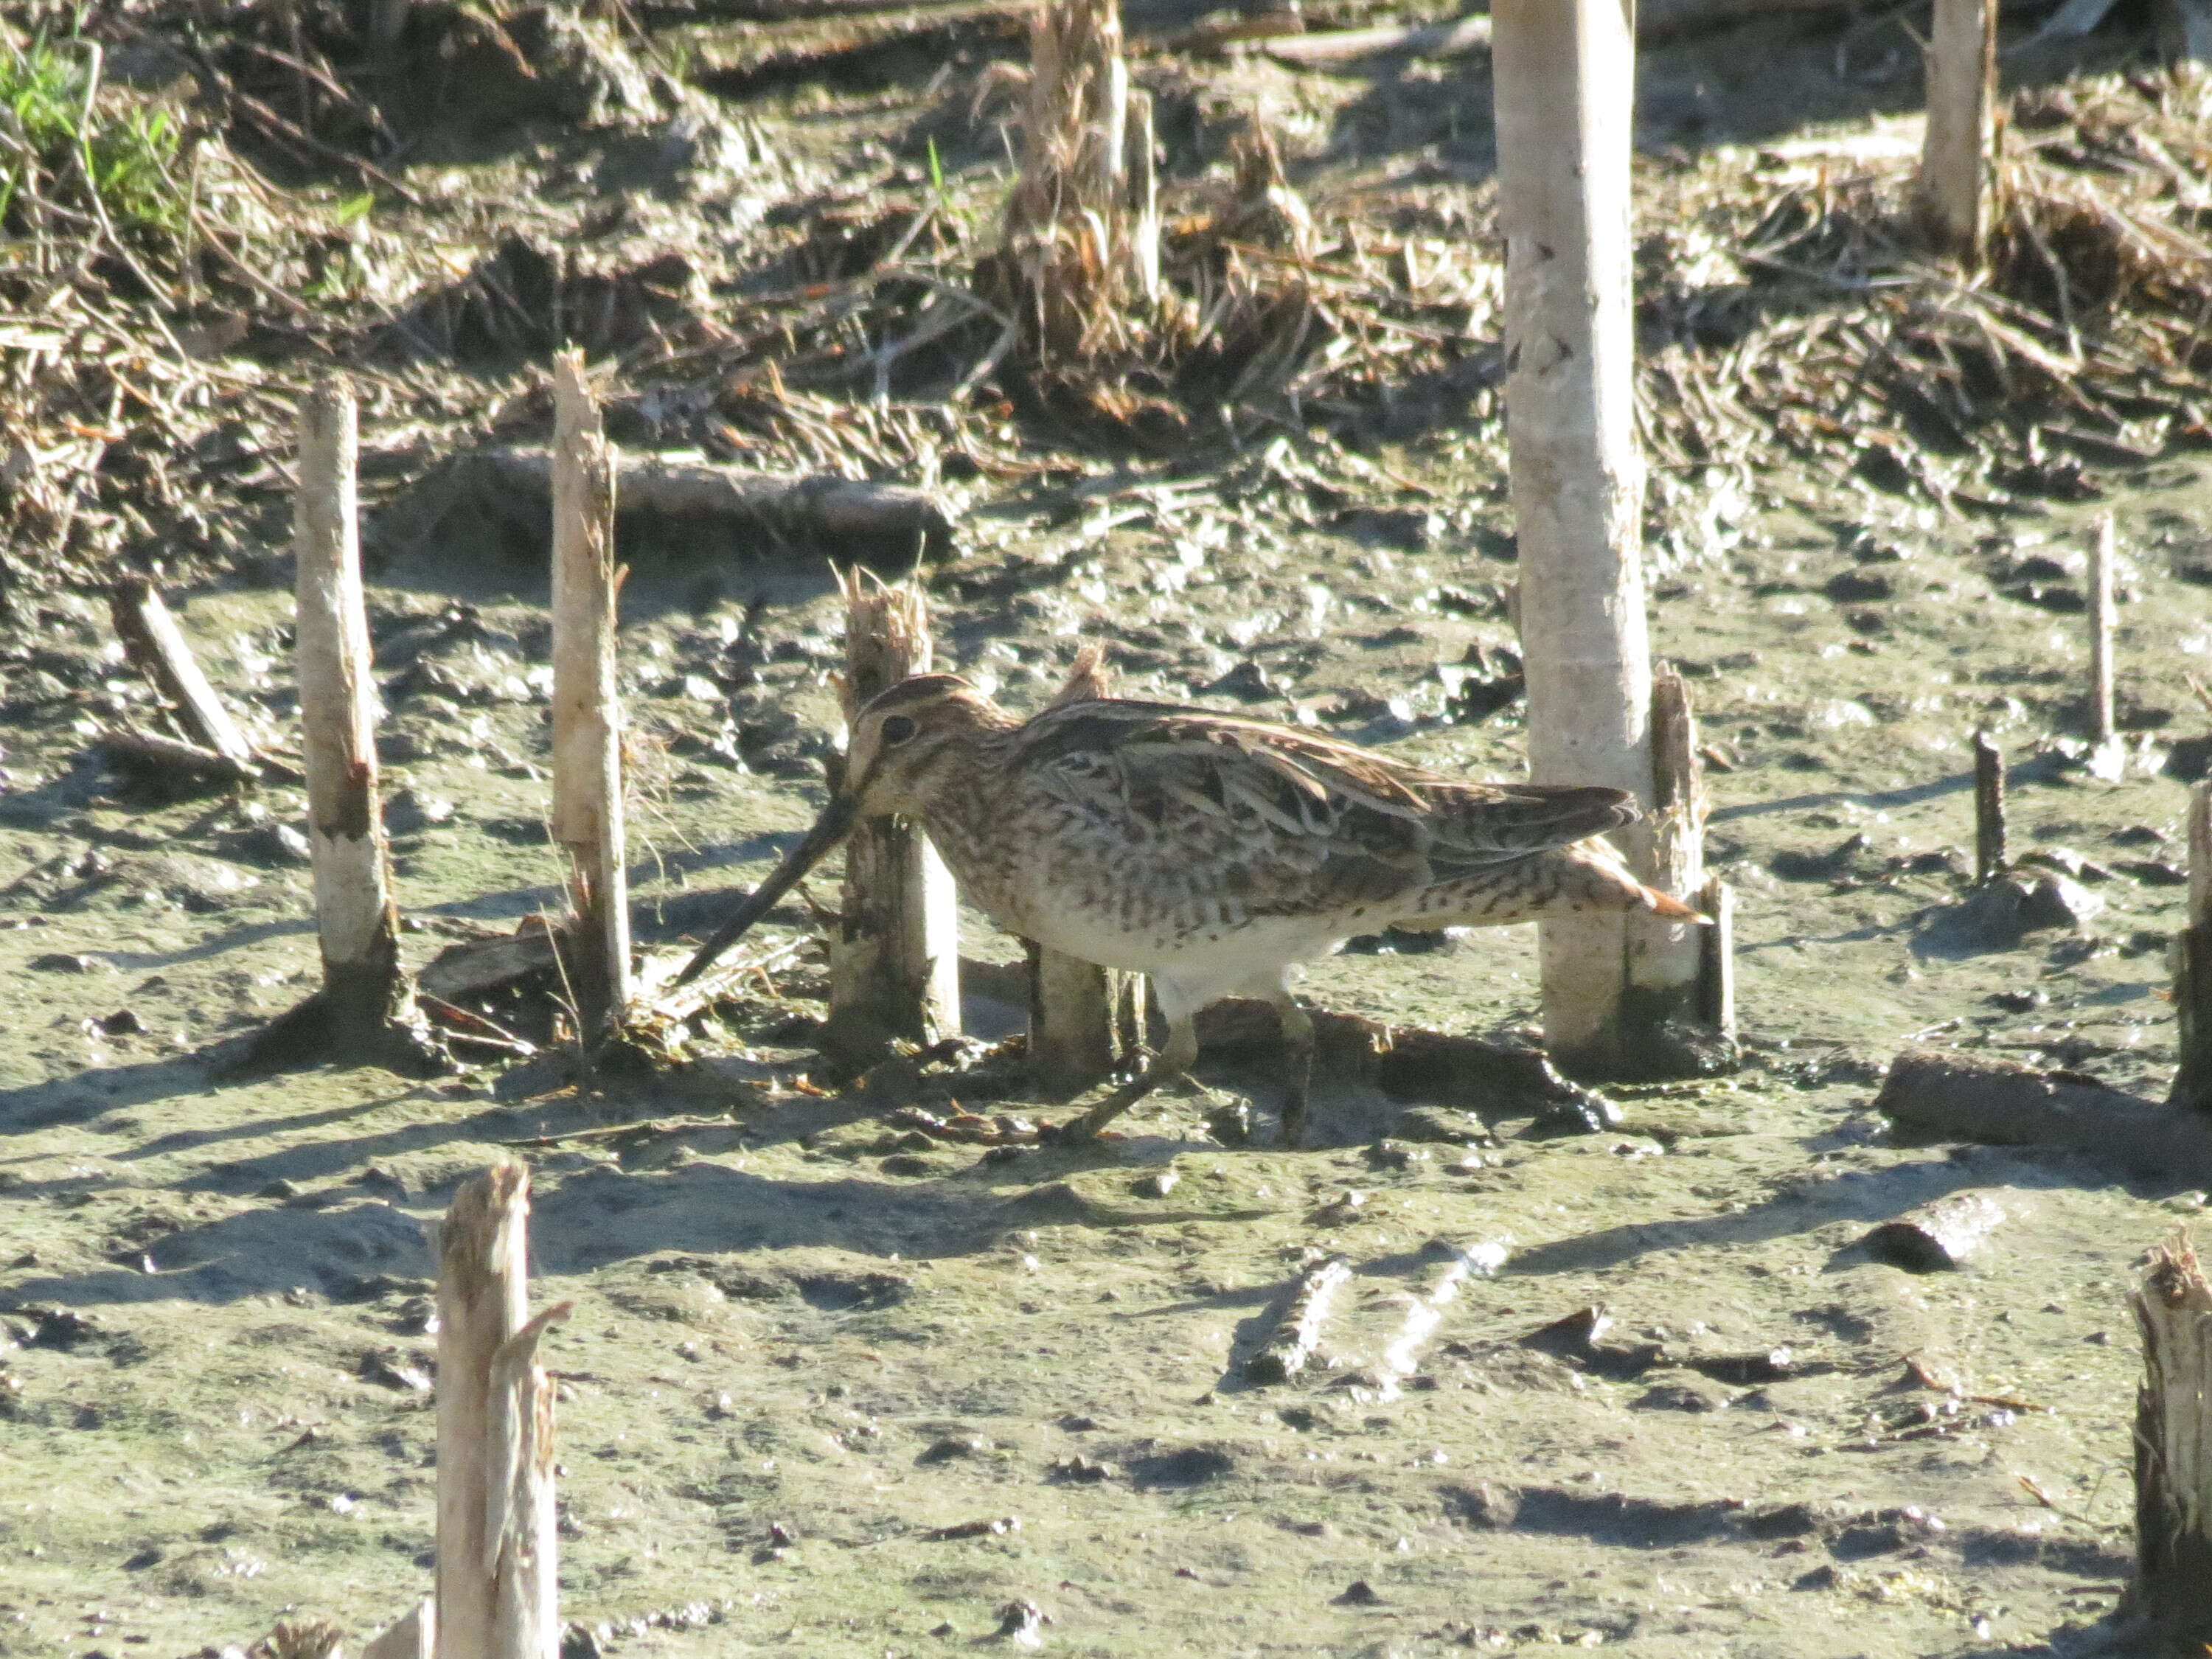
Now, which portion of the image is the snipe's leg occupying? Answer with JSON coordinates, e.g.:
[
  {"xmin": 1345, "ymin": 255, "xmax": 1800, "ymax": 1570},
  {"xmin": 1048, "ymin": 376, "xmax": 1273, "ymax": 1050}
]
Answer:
[
  {"xmin": 1274, "ymin": 994, "xmax": 1315, "ymax": 1147},
  {"xmin": 1057, "ymin": 1017, "xmax": 1199, "ymax": 1141}
]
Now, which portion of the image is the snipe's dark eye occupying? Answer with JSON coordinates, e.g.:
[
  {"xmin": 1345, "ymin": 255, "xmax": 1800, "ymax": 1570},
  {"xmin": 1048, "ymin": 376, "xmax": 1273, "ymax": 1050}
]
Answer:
[{"xmin": 880, "ymin": 714, "xmax": 918, "ymax": 745}]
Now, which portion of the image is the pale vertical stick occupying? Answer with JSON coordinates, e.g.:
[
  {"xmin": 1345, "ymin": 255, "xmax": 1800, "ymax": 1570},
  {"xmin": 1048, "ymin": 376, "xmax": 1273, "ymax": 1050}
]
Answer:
[
  {"xmin": 2129, "ymin": 1230, "xmax": 2212, "ymax": 1649},
  {"xmin": 1493, "ymin": 0, "xmax": 1652, "ymax": 1077},
  {"xmin": 549, "ymin": 353, "xmax": 632, "ymax": 1039},
  {"xmin": 1917, "ymin": 0, "xmax": 1997, "ymax": 263},
  {"xmin": 2090, "ymin": 512, "xmax": 2117, "ymax": 745},
  {"xmin": 296, "ymin": 382, "xmax": 405, "ymax": 1042},
  {"xmin": 2173, "ymin": 784, "xmax": 2212, "ymax": 1114},
  {"xmin": 1972, "ymin": 730, "xmax": 2006, "ymax": 883},
  {"xmin": 1630, "ymin": 664, "xmax": 1705, "ymax": 1024},
  {"xmin": 436, "ymin": 1164, "xmax": 569, "ymax": 1659},
  {"xmin": 821, "ymin": 570, "xmax": 961, "ymax": 1060},
  {"xmin": 1695, "ymin": 874, "xmax": 1735, "ymax": 1038}
]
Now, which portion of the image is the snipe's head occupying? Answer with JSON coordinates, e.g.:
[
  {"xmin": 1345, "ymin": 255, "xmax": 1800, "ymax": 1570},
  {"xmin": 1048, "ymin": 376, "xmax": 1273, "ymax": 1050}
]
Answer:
[
  {"xmin": 842, "ymin": 673, "xmax": 1001, "ymax": 817},
  {"xmin": 674, "ymin": 673, "xmax": 1004, "ymax": 985}
]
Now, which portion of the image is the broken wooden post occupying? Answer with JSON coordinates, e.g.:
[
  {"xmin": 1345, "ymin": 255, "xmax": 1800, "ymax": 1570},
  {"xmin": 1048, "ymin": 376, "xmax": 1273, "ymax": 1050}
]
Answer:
[
  {"xmin": 821, "ymin": 569, "xmax": 961, "ymax": 1060},
  {"xmin": 549, "ymin": 352, "xmax": 632, "ymax": 1042},
  {"xmin": 108, "ymin": 577, "xmax": 260, "ymax": 777},
  {"xmin": 2171, "ymin": 784, "xmax": 2212, "ymax": 1115},
  {"xmin": 2128, "ymin": 1229, "xmax": 2212, "ymax": 1650},
  {"xmin": 437, "ymin": 1163, "xmax": 569, "ymax": 1659},
  {"xmin": 1972, "ymin": 729, "xmax": 2006, "ymax": 883},
  {"xmin": 1492, "ymin": 0, "xmax": 1658, "ymax": 1077},
  {"xmin": 295, "ymin": 381, "xmax": 411, "ymax": 1051},
  {"xmin": 1916, "ymin": 0, "xmax": 1998, "ymax": 263},
  {"xmin": 1628, "ymin": 665, "xmax": 1731, "ymax": 1048}
]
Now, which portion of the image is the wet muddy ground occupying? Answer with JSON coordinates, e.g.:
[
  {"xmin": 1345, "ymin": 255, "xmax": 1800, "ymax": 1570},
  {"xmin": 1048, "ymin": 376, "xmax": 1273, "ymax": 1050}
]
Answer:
[{"xmin": 6, "ymin": 4, "xmax": 2212, "ymax": 1656}]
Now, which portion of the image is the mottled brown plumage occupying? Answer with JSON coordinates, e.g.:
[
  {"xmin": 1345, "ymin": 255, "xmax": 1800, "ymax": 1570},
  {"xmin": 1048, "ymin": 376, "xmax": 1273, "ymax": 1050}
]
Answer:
[{"xmin": 681, "ymin": 666, "xmax": 1695, "ymax": 1142}]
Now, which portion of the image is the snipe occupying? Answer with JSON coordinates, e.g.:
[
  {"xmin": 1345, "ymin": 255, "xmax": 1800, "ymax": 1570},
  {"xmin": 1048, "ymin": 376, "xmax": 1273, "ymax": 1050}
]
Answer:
[{"xmin": 680, "ymin": 655, "xmax": 1697, "ymax": 1144}]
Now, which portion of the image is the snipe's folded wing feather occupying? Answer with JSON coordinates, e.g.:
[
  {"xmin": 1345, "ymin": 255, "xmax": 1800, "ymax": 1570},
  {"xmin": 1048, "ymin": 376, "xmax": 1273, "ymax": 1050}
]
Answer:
[{"xmin": 1018, "ymin": 700, "xmax": 1637, "ymax": 914}]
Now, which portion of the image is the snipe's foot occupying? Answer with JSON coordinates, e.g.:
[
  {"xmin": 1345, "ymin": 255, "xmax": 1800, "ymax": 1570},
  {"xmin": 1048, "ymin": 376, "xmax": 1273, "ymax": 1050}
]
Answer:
[{"xmin": 1048, "ymin": 1019, "xmax": 1200, "ymax": 1142}]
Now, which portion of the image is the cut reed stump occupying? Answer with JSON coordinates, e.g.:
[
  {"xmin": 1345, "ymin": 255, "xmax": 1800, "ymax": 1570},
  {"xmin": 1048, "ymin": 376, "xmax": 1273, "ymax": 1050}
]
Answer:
[
  {"xmin": 243, "ymin": 383, "xmax": 437, "ymax": 1074},
  {"xmin": 1624, "ymin": 666, "xmax": 1733, "ymax": 1068},
  {"xmin": 2127, "ymin": 1230, "xmax": 2212, "ymax": 1652},
  {"xmin": 1492, "ymin": 0, "xmax": 1664, "ymax": 1079},
  {"xmin": 437, "ymin": 1163, "xmax": 571, "ymax": 1659},
  {"xmin": 1026, "ymin": 939, "xmax": 1144, "ymax": 1099},
  {"xmin": 991, "ymin": 0, "xmax": 1161, "ymax": 364},
  {"xmin": 549, "ymin": 354, "xmax": 633, "ymax": 1043},
  {"xmin": 821, "ymin": 571, "xmax": 961, "ymax": 1061},
  {"xmin": 1026, "ymin": 642, "xmax": 1144, "ymax": 1095},
  {"xmin": 2170, "ymin": 784, "xmax": 2212, "ymax": 1115},
  {"xmin": 1916, "ymin": 0, "xmax": 1997, "ymax": 263}
]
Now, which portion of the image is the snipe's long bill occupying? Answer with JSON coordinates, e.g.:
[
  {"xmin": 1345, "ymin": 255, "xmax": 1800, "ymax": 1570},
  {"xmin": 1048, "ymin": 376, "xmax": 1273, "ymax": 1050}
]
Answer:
[{"xmin": 681, "ymin": 667, "xmax": 1700, "ymax": 1144}]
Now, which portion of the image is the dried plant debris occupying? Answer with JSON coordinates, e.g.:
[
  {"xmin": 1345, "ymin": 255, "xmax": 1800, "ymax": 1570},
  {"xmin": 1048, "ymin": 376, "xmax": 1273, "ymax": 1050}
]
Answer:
[{"xmin": 1637, "ymin": 74, "xmax": 2212, "ymax": 501}]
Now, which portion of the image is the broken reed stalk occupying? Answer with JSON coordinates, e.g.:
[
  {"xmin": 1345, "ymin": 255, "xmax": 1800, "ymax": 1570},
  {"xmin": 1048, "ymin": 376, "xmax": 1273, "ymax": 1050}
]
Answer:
[
  {"xmin": 1916, "ymin": 0, "xmax": 1997, "ymax": 263},
  {"xmin": 2089, "ymin": 512, "xmax": 2118, "ymax": 746},
  {"xmin": 1694, "ymin": 873, "xmax": 1736, "ymax": 1037},
  {"xmin": 996, "ymin": 0, "xmax": 1160, "ymax": 362},
  {"xmin": 1245, "ymin": 1253, "xmax": 1352, "ymax": 1384},
  {"xmin": 108, "ymin": 577, "xmax": 259, "ymax": 775},
  {"xmin": 1632, "ymin": 665, "xmax": 1730, "ymax": 1034},
  {"xmin": 295, "ymin": 382, "xmax": 409, "ymax": 1048},
  {"xmin": 1972, "ymin": 729, "xmax": 2006, "ymax": 883},
  {"xmin": 437, "ymin": 1163, "xmax": 570, "ymax": 1659},
  {"xmin": 2128, "ymin": 1229, "xmax": 2212, "ymax": 1650},
  {"xmin": 2171, "ymin": 783, "xmax": 2212, "ymax": 1114},
  {"xmin": 549, "ymin": 352, "xmax": 633, "ymax": 1042},
  {"xmin": 821, "ymin": 570, "xmax": 961, "ymax": 1060},
  {"xmin": 1492, "ymin": 0, "xmax": 1656, "ymax": 1078},
  {"xmin": 1026, "ymin": 939, "xmax": 1142, "ymax": 1098}
]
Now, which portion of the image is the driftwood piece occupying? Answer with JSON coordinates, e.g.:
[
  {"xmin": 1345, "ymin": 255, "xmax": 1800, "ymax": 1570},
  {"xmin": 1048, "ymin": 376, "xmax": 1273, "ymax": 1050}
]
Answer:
[
  {"xmin": 448, "ymin": 448, "xmax": 956, "ymax": 563},
  {"xmin": 98, "ymin": 726, "xmax": 262, "ymax": 787},
  {"xmin": 1254, "ymin": 14, "xmax": 1491, "ymax": 63},
  {"xmin": 1876, "ymin": 1048, "xmax": 2212, "ymax": 1183},
  {"xmin": 1246, "ymin": 1254, "xmax": 1352, "ymax": 1384},
  {"xmin": 437, "ymin": 1164, "xmax": 570, "ymax": 1659},
  {"xmin": 1862, "ymin": 1190, "xmax": 2009, "ymax": 1271},
  {"xmin": 2129, "ymin": 1230, "xmax": 2212, "ymax": 1649},
  {"xmin": 1376, "ymin": 1241, "xmax": 1506, "ymax": 1392},
  {"xmin": 821, "ymin": 571, "xmax": 962, "ymax": 1061},
  {"xmin": 2173, "ymin": 785, "xmax": 2212, "ymax": 1114},
  {"xmin": 108, "ymin": 577, "xmax": 259, "ymax": 773},
  {"xmin": 549, "ymin": 355, "xmax": 633, "ymax": 1041}
]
